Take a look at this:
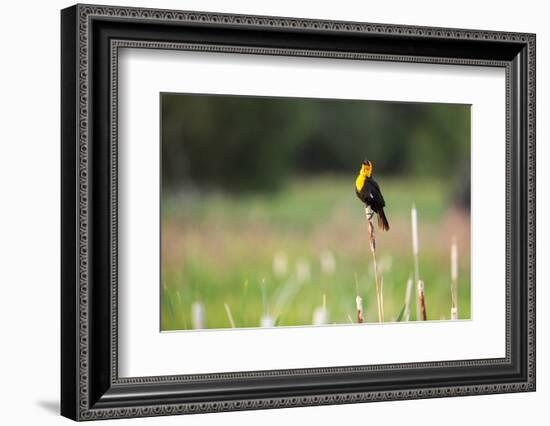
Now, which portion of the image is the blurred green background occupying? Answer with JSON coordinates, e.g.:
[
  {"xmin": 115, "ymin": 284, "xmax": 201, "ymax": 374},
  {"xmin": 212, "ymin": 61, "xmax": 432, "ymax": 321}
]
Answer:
[{"xmin": 161, "ymin": 93, "xmax": 471, "ymax": 330}]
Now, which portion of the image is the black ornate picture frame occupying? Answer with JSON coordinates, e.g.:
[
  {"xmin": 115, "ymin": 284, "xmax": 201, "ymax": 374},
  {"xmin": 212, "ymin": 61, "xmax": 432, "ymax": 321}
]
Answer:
[{"xmin": 61, "ymin": 4, "xmax": 536, "ymax": 421}]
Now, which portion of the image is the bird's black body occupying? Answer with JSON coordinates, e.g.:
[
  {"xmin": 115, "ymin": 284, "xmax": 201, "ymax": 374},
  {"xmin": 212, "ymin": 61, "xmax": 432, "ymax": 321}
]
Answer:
[{"xmin": 355, "ymin": 161, "xmax": 390, "ymax": 231}]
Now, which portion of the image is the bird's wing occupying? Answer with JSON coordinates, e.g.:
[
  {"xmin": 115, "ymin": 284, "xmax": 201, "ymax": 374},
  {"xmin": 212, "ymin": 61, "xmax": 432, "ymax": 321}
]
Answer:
[{"xmin": 366, "ymin": 179, "xmax": 386, "ymax": 208}]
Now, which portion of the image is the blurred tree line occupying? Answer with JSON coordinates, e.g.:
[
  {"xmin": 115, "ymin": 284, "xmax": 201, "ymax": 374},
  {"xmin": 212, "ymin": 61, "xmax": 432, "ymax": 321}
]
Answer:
[{"xmin": 162, "ymin": 94, "xmax": 470, "ymax": 193}]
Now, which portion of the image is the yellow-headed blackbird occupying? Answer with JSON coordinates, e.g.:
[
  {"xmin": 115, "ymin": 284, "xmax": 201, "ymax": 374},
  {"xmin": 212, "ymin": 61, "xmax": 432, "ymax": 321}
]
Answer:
[{"xmin": 355, "ymin": 160, "xmax": 390, "ymax": 231}]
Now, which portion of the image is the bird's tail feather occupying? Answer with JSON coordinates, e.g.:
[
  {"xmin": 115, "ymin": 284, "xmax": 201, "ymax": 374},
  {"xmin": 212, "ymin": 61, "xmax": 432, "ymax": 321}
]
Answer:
[{"xmin": 378, "ymin": 208, "xmax": 390, "ymax": 231}]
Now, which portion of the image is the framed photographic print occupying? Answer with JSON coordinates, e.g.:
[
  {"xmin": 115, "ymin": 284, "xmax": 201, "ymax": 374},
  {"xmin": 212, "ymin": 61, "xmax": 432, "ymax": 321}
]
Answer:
[{"xmin": 61, "ymin": 4, "xmax": 536, "ymax": 421}]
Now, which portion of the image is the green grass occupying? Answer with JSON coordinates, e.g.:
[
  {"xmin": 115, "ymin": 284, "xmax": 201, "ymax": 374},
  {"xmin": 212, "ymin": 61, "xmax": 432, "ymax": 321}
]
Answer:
[{"xmin": 161, "ymin": 175, "xmax": 471, "ymax": 330}]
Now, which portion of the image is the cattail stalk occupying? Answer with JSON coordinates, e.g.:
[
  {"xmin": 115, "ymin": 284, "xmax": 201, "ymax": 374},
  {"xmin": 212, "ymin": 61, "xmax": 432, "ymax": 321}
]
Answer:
[
  {"xmin": 260, "ymin": 314, "xmax": 275, "ymax": 327},
  {"xmin": 354, "ymin": 273, "xmax": 364, "ymax": 323},
  {"xmin": 451, "ymin": 237, "xmax": 458, "ymax": 320},
  {"xmin": 451, "ymin": 307, "xmax": 458, "ymax": 321},
  {"xmin": 411, "ymin": 205, "xmax": 421, "ymax": 320},
  {"xmin": 366, "ymin": 207, "xmax": 383, "ymax": 323},
  {"xmin": 191, "ymin": 301, "xmax": 205, "ymax": 329},
  {"xmin": 224, "ymin": 303, "xmax": 236, "ymax": 328},
  {"xmin": 312, "ymin": 294, "xmax": 329, "ymax": 325},
  {"xmin": 417, "ymin": 280, "xmax": 427, "ymax": 321},
  {"xmin": 404, "ymin": 277, "xmax": 413, "ymax": 321},
  {"xmin": 356, "ymin": 295, "xmax": 364, "ymax": 323}
]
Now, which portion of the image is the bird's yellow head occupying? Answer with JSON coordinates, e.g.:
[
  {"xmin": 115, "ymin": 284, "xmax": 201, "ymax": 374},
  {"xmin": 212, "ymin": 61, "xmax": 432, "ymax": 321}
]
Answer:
[
  {"xmin": 360, "ymin": 160, "xmax": 373, "ymax": 178},
  {"xmin": 355, "ymin": 160, "xmax": 372, "ymax": 192}
]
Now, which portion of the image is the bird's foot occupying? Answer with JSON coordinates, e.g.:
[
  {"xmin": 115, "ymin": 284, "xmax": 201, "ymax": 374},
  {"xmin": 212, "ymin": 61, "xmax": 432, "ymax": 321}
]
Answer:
[{"xmin": 365, "ymin": 206, "xmax": 374, "ymax": 221}]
